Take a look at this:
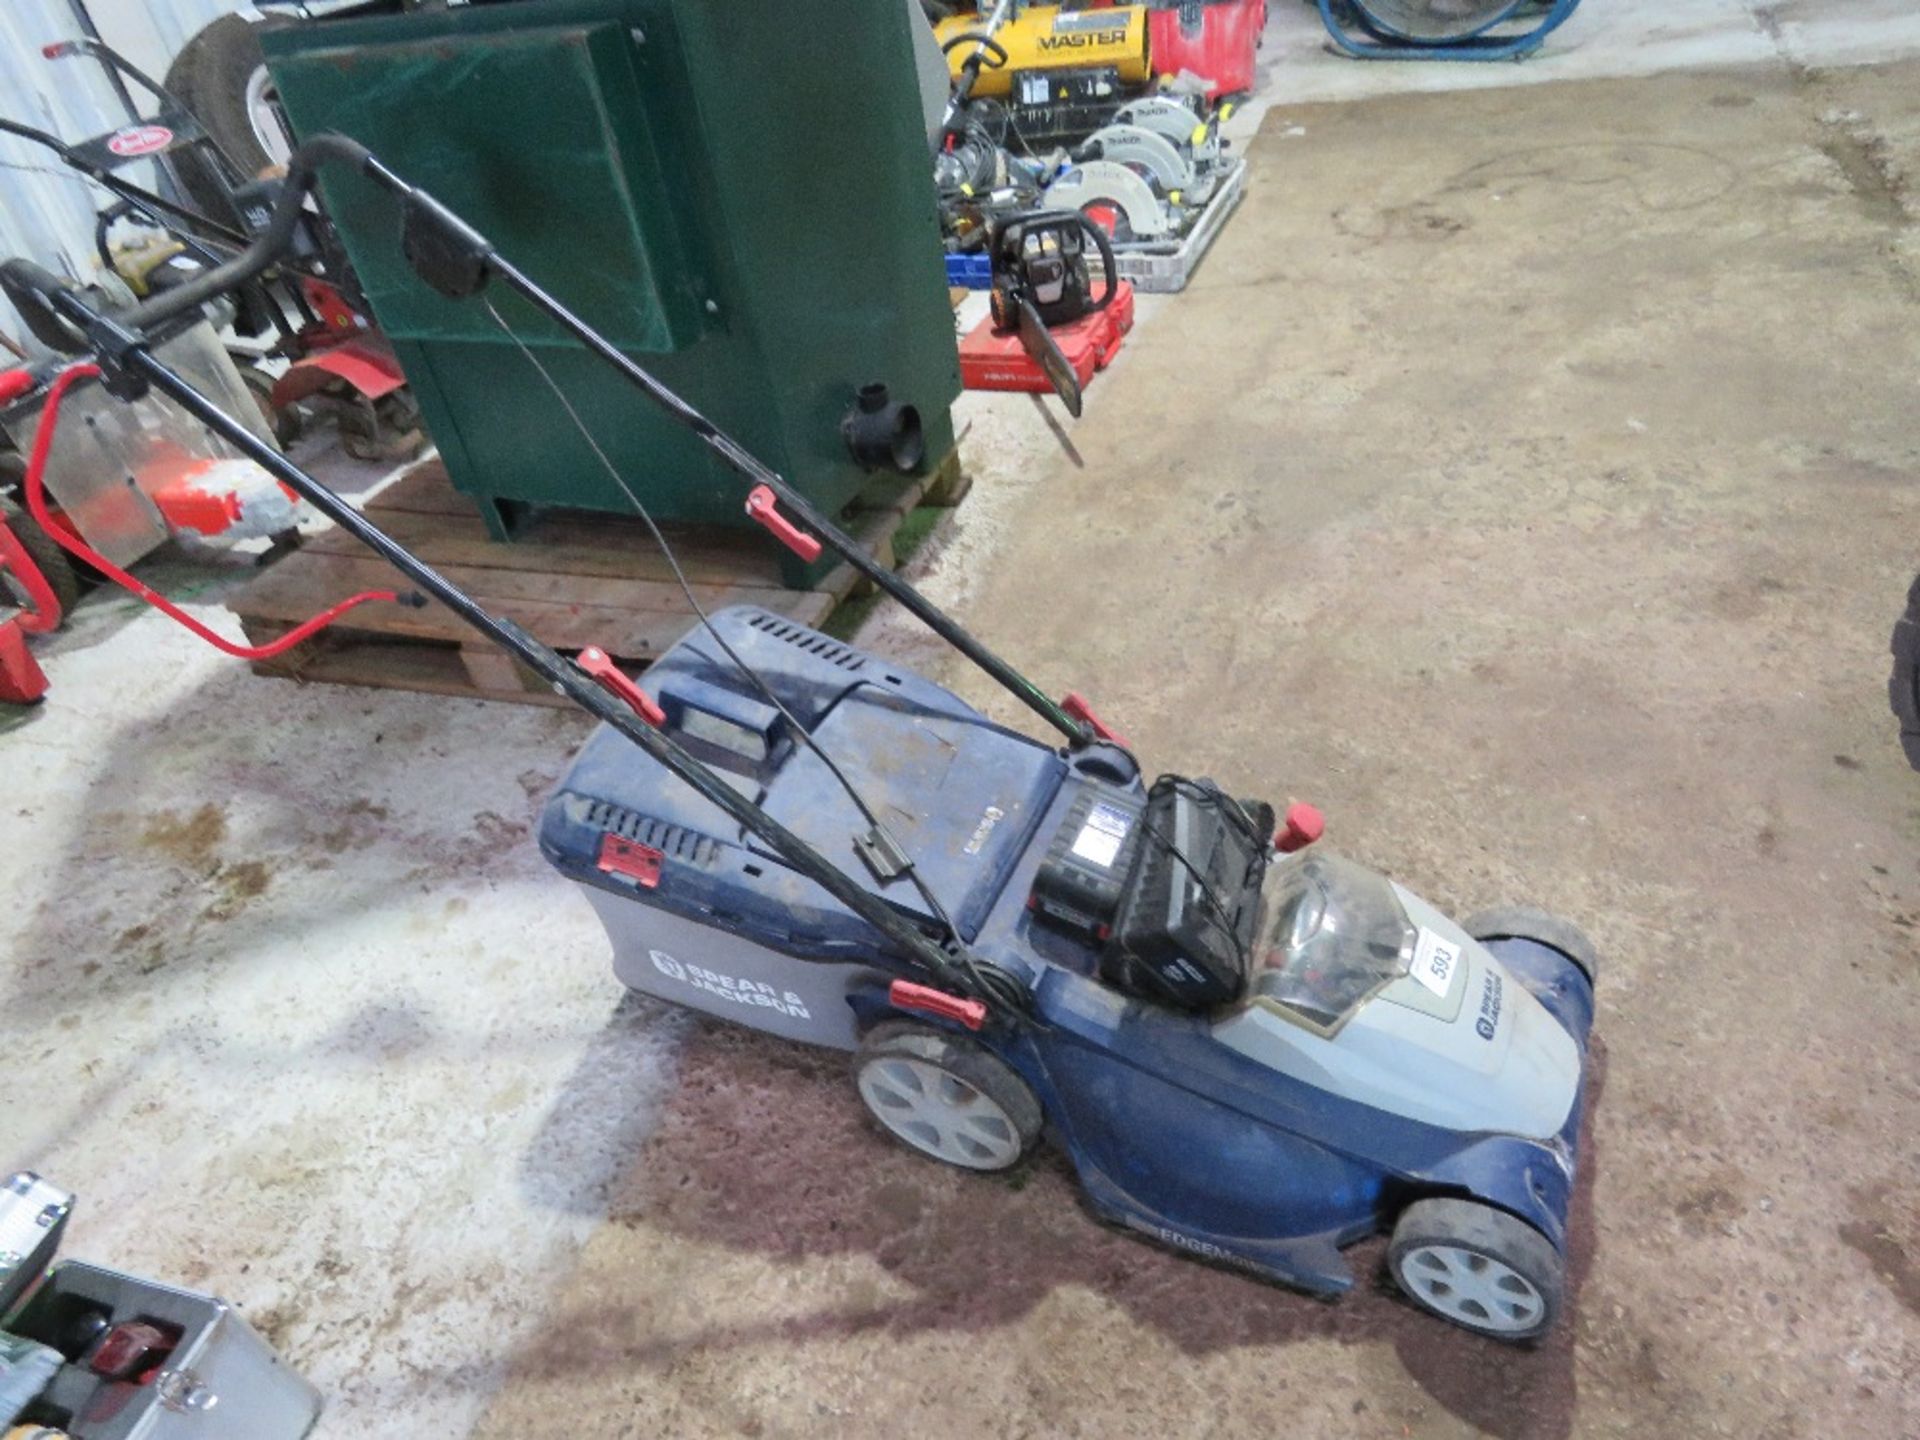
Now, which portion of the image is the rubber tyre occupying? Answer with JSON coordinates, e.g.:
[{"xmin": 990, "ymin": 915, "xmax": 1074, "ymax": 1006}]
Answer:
[
  {"xmin": 854, "ymin": 1021, "xmax": 1041, "ymax": 1173},
  {"xmin": 1890, "ymin": 569, "xmax": 1920, "ymax": 771},
  {"xmin": 1389, "ymin": 1198, "xmax": 1563, "ymax": 1341},
  {"xmin": 163, "ymin": 14, "xmax": 295, "ymax": 214},
  {"xmin": 1461, "ymin": 906, "xmax": 1599, "ymax": 989},
  {"xmin": 240, "ymin": 363, "xmax": 301, "ymax": 448},
  {"xmin": 0, "ymin": 486, "xmax": 81, "ymax": 625},
  {"xmin": 336, "ymin": 391, "xmax": 424, "ymax": 463}
]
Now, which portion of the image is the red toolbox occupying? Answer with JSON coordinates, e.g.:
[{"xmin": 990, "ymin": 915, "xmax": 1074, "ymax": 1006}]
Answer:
[{"xmin": 959, "ymin": 282, "xmax": 1135, "ymax": 399}]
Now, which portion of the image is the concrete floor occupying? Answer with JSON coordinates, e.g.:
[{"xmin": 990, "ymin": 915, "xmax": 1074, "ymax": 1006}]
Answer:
[{"xmin": 5, "ymin": 11, "xmax": 1920, "ymax": 1440}]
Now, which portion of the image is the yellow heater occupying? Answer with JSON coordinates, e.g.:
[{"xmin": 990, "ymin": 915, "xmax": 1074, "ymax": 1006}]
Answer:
[{"xmin": 934, "ymin": 5, "xmax": 1152, "ymax": 99}]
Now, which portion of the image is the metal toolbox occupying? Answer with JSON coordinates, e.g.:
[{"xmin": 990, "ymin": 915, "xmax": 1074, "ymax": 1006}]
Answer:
[
  {"xmin": 0, "ymin": 1175, "xmax": 72, "ymax": 1319},
  {"xmin": 8, "ymin": 1261, "xmax": 320, "ymax": 1440}
]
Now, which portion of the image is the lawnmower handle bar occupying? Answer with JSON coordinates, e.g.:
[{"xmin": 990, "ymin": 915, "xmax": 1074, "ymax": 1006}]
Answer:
[
  {"xmin": 0, "ymin": 131, "xmax": 1069, "ymax": 1023},
  {"xmin": 0, "ymin": 116, "xmax": 252, "ymax": 251},
  {"xmin": 0, "ymin": 268, "xmax": 1019, "ymax": 1022},
  {"xmin": 88, "ymin": 131, "xmax": 1090, "ymax": 749}
]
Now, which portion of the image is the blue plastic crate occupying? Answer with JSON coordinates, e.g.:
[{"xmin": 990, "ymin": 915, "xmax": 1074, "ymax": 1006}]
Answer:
[{"xmin": 945, "ymin": 252, "xmax": 993, "ymax": 289}]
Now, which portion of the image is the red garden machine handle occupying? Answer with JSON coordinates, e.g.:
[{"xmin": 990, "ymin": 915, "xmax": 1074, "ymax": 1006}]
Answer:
[
  {"xmin": 0, "ymin": 367, "xmax": 63, "ymax": 638},
  {"xmin": 0, "ymin": 516, "xmax": 63, "ymax": 634},
  {"xmin": 4, "ymin": 362, "xmax": 411, "ymax": 660}
]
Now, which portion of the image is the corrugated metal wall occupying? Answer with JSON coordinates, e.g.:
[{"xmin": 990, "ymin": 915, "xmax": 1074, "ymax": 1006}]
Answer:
[
  {"xmin": 0, "ymin": 0, "xmax": 243, "ymax": 349},
  {"xmin": 96, "ymin": 0, "xmax": 248, "ymax": 79}
]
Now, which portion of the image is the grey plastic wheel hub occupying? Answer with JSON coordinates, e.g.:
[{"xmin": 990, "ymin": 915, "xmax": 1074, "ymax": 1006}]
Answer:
[
  {"xmin": 856, "ymin": 1055, "xmax": 1024, "ymax": 1170},
  {"xmin": 1396, "ymin": 1243, "xmax": 1546, "ymax": 1333}
]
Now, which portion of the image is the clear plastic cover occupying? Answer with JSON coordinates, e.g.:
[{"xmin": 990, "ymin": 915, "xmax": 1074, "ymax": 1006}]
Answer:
[
  {"xmin": 1249, "ymin": 853, "xmax": 1417, "ymax": 1035},
  {"xmin": 10, "ymin": 320, "xmax": 280, "ymax": 566}
]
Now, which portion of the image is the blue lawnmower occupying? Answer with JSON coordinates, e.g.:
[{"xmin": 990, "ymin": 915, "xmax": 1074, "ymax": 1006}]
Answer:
[
  {"xmin": 1, "ymin": 133, "xmax": 1598, "ymax": 1343},
  {"xmin": 542, "ymin": 613, "xmax": 1598, "ymax": 1339}
]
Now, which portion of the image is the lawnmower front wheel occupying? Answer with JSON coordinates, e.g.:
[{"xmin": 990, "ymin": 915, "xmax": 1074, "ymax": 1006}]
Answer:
[
  {"xmin": 1388, "ymin": 1198, "xmax": 1563, "ymax": 1341},
  {"xmin": 854, "ymin": 1021, "xmax": 1041, "ymax": 1173},
  {"xmin": 1461, "ymin": 906, "xmax": 1599, "ymax": 989}
]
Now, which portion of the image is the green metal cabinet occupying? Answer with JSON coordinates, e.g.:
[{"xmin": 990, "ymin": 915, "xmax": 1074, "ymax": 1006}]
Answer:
[{"xmin": 262, "ymin": 0, "xmax": 959, "ymax": 583}]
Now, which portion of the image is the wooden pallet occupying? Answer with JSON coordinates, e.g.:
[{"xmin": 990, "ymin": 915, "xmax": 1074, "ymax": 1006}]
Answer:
[{"xmin": 226, "ymin": 456, "xmax": 963, "ymax": 706}]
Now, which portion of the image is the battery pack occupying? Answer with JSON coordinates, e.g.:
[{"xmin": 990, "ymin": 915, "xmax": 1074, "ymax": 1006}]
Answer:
[
  {"xmin": 1103, "ymin": 777, "xmax": 1271, "ymax": 1009},
  {"xmin": 1030, "ymin": 789, "xmax": 1144, "ymax": 938}
]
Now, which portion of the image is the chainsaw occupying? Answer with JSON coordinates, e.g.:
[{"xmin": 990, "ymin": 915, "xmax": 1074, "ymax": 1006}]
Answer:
[{"xmin": 986, "ymin": 209, "xmax": 1118, "ymax": 417}]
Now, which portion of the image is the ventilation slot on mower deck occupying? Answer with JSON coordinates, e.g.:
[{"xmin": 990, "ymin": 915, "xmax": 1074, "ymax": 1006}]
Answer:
[
  {"xmin": 745, "ymin": 612, "xmax": 867, "ymax": 671},
  {"xmin": 579, "ymin": 800, "xmax": 720, "ymax": 868}
]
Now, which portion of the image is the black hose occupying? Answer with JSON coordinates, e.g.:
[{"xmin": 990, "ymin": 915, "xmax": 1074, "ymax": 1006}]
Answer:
[
  {"xmin": 117, "ymin": 132, "xmax": 377, "ymax": 328},
  {"xmin": 940, "ymin": 31, "xmax": 1008, "ymax": 66}
]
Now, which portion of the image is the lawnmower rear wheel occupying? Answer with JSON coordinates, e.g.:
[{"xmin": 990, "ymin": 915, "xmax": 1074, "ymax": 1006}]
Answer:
[{"xmin": 854, "ymin": 1021, "xmax": 1040, "ymax": 1172}]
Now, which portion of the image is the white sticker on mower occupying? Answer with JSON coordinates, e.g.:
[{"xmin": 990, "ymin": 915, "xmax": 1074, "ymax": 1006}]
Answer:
[
  {"xmin": 1409, "ymin": 928, "xmax": 1460, "ymax": 998},
  {"xmin": 1070, "ymin": 801, "xmax": 1133, "ymax": 869},
  {"xmin": 963, "ymin": 805, "xmax": 1005, "ymax": 856},
  {"xmin": 1151, "ymin": 1224, "xmax": 1235, "ymax": 1261},
  {"xmin": 107, "ymin": 124, "xmax": 173, "ymax": 158},
  {"xmin": 649, "ymin": 950, "xmax": 811, "ymax": 1019}
]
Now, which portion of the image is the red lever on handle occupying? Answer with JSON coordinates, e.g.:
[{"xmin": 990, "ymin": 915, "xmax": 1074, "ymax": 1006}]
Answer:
[
  {"xmin": 1061, "ymin": 691, "xmax": 1129, "ymax": 747},
  {"xmin": 744, "ymin": 485, "xmax": 822, "ymax": 562},
  {"xmin": 888, "ymin": 979, "xmax": 987, "ymax": 1032},
  {"xmin": 0, "ymin": 370, "xmax": 35, "ymax": 404},
  {"xmin": 577, "ymin": 646, "xmax": 666, "ymax": 727},
  {"xmin": 1275, "ymin": 802, "xmax": 1325, "ymax": 853}
]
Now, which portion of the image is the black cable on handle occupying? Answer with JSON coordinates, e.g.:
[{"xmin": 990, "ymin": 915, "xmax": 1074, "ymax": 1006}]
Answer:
[
  {"xmin": 481, "ymin": 295, "xmax": 999, "ymax": 993},
  {"xmin": 477, "ymin": 243, "xmax": 1090, "ymax": 746},
  {"xmin": 1, "ymin": 128, "xmax": 1104, "ymax": 1020}
]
